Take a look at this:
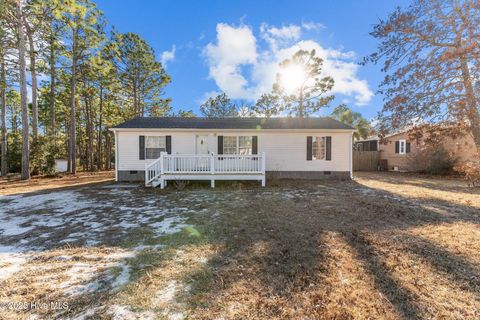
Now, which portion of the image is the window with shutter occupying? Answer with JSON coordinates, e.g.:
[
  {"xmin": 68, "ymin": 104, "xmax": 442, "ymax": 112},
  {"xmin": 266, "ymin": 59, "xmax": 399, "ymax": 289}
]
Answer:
[
  {"xmin": 139, "ymin": 136, "xmax": 145, "ymax": 160},
  {"xmin": 309, "ymin": 136, "xmax": 331, "ymax": 160},
  {"xmin": 145, "ymin": 136, "xmax": 166, "ymax": 159},
  {"xmin": 398, "ymin": 139, "xmax": 406, "ymax": 154},
  {"xmin": 217, "ymin": 136, "xmax": 223, "ymax": 154},
  {"xmin": 221, "ymin": 136, "xmax": 253, "ymax": 154},
  {"xmin": 326, "ymin": 136, "xmax": 332, "ymax": 161},
  {"xmin": 306, "ymin": 136, "xmax": 312, "ymax": 161},
  {"xmin": 252, "ymin": 136, "xmax": 258, "ymax": 154}
]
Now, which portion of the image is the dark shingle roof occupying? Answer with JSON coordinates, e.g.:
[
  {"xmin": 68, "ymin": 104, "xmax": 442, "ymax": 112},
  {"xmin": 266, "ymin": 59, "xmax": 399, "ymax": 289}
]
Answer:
[{"xmin": 113, "ymin": 117, "xmax": 354, "ymax": 130}]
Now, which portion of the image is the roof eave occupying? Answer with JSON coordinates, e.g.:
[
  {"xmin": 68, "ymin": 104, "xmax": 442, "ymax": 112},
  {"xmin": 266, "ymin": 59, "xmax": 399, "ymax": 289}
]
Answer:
[{"xmin": 109, "ymin": 127, "xmax": 355, "ymax": 132}]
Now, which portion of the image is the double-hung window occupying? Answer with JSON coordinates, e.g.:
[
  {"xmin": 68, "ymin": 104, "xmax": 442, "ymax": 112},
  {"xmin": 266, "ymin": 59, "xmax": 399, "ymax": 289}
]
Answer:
[
  {"xmin": 145, "ymin": 136, "xmax": 166, "ymax": 159},
  {"xmin": 223, "ymin": 136, "xmax": 237, "ymax": 155},
  {"xmin": 312, "ymin": 136, "xmax": 326, "ymax": 160},
  {"xmin": 238, "ymin": 136, "xmax": 253, "ymax": 155},
  {"xmin": 223, "ymin": 136, "xmax": 253, "ymax": 155}
]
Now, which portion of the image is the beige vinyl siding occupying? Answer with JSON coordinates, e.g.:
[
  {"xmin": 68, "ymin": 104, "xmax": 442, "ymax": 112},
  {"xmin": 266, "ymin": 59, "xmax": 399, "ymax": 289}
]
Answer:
[{"xmin": 117, "ymin": 130, "xmax": 353, "ymax": 172}]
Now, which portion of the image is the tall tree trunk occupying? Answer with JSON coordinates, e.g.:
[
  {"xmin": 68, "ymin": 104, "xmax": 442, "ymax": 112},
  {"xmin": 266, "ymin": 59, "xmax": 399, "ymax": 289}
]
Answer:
[
  {"xmin": 17, "ymin": 0, "xmax": 30, "ymax": 180},
  {"xmin": 49, "ymin": 25, "xmax": 56, "ymax": 149},
  {"xmin": 133, "ymin": 84, "xmax": 138, "ymax": 116},
  {"xmin": 85, "ymin": 95, "xmax": 94, "ymax": 171},
  {"xmin": 0, "ymin": 52, "xmax": 7, "ymax": 177},
  {"xmin": 459, "ymin": 55, "xmax": 480, "ymax": 155},
  {"xmin": 69, "ymin": 26, "xmax": 78, "ymax": 174},
  {"xmin": 105, "ymin": 128, "xmax": 110, "ymax": 170},
  {"xmin": 97, "ymin": 83, "xmax": 103, "ymax": 170},
  {"xmin": 26, "ymin": 25, "xmax": 38, "ymax": 142},
  {"xmin": 66, "ymin": 117, "xmax": 71, "ymax": 172}
]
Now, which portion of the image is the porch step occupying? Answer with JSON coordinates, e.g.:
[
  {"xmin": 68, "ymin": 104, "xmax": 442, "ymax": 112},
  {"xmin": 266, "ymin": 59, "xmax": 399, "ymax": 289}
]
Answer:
[{"xmin": 151, "ymin": 179, "xmax": 161, "ymax": 188}]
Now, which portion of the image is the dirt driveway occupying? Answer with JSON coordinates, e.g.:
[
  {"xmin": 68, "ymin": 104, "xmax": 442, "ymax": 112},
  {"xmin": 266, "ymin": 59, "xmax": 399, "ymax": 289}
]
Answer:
[{"xmin": 0, "ymin": 172, "xmax": 479, "ymax": 319}]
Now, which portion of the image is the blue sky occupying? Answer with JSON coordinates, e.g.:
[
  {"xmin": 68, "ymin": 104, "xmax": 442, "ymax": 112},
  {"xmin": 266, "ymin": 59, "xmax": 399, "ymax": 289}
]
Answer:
[{"xmin": 95, "ymin": 0, "xmax": 410, "ymax": 120}]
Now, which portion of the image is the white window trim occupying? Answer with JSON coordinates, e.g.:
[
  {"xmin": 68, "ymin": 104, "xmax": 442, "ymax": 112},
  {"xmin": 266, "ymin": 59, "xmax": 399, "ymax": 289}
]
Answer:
[
  {"xmin": 399, "ymin": 139, "xmax": 406, "ymax": 155},
  {"xmin": 223, "ymin": 136, "xmax": 252, "ymax": 155}
]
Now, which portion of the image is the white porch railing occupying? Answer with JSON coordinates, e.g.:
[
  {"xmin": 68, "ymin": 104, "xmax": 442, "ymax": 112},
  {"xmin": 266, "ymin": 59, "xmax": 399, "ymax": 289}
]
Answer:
[{"xmin": 145, "ymin": 152, "xmax": 266, "ymax": 188}]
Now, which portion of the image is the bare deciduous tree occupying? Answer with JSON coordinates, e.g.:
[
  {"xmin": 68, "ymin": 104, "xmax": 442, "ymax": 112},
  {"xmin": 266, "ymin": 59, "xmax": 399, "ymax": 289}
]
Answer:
[{"xmin": 368, "ymin": 0, "xmax": 480, "ymax": 155}]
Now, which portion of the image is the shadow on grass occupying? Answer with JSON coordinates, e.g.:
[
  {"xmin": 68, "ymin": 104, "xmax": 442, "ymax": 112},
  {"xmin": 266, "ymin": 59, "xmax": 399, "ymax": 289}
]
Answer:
[
  {"xmin": 175, "ymin": 179, "xmax": 480, "ymax": 318},
  {"xmin": 355, "ymin": 171, "xmax": 480, "ymax": 195},
  {"xmin": 6, "ymin": 176, "xmax": 480, "ymax": 319},
  {"xmin": 345, "ymin": 231, "xmax": 423, "ymax": 319},
  {"xmin": 399, "ymin": 234, "xmax": 480, "ymax": 295}
]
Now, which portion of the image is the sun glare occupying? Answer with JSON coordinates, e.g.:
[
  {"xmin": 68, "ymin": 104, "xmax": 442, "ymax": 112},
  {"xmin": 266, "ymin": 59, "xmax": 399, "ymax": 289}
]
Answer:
[{"xmin": 280, "ymin": 64, "xmax": 306, "ymax": 94}]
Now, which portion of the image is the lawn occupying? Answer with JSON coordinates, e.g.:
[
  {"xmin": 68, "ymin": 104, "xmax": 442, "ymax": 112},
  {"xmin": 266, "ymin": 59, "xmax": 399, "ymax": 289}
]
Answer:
[{"xmin": 0, "ymin": 172, "xmax": 479, "ymax": 319}]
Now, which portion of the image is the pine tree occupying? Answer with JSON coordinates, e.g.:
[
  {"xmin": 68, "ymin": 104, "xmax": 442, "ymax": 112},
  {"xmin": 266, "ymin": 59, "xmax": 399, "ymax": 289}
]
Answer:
[
  {"xmin": 273, "ymin": 49, "xmax": 334, "ymax": 117},
  {"xmin": 200, "ymin": 92, "xmax": 237, "ymax": 117}
]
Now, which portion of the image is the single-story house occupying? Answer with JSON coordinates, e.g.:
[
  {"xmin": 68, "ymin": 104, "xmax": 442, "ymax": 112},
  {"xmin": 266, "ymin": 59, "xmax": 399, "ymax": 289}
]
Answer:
[
  {"xmin": 355, "ymin": 129, "xmax": 477, "ymax": 171},
  {"xmin": 110, "ymin": 117, "xmax": 355, "ymax": 187}
]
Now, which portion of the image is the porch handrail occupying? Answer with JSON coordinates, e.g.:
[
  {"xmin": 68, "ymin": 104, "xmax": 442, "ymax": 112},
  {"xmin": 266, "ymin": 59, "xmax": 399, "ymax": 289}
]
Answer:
[
  {"xmin": 160, "ymin": 152, "xmax": 266, "ymax": 175},
  {"xmin": 145, "ymin": 154, "xmax": 164, "ymax": 186}
]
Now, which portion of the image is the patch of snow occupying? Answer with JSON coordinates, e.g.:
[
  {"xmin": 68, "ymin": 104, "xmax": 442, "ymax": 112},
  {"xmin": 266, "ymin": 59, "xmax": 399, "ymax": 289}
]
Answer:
[
  {"xmin": 32, "ymin": 217, "xmax": 64, "ymax": 227},
  {"xmin": 0, "ymin": 217, "xmax": 35, "ymax": 235},
  {"xmin": 69, "ymin": 306, "xmax": 102, "ymax": 320},
  {"xmin": 0, "ymin": 245, "xmax": 27, "ymax": 281},
  {"xmin": 149, "ymin": 216, "xmax": 188, "ymax": 236},
  {"xmin": 153, "ymin": 280, "xmax": 190, "ymax": 320},
  {"xmin": 0, "ymin": 190, "xmax": 92, "ymax": 213},
  {"xmin": 197, "ymin": 256, "xmax": 208, "ymax": 264},
  {"xmin": 111, "ymin": 264, "xmax": 131, "ymax": 290},
  {"xmin": 118, "ymin": 221, "xmax": 139, "ymax": 229},
  {"xmin": 133, "ymin": 244, "xmax": 165, "ymax": 251},
  {"xmin": 65, "ymin": 279, "xmax": 102, "ymax": 296},
  {"xmin": 101, "ymin": 184, "xmax": 138, "ymax": 189},
  {"xmin": 108, "ymin": 305, "xmax": 156, "ymax": 320},
  {"xmin": 155, "ymin": 281, "xmax": 179, "ymax": 304}
]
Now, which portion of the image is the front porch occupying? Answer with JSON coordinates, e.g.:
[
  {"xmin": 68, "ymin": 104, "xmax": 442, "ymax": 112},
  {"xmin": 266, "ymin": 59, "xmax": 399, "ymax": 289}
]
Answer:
[{"xmin": 145, "ymin": 152, "xmax": 266, "ymax": 188}]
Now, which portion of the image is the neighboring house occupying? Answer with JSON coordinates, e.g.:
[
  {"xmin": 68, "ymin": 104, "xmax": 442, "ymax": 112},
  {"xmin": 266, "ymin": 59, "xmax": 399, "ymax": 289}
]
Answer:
[
  {"xmin": 355, "ymin": 129, "xmax": 477, "ymax": 171},
  {"xmin": 110, "ymin": 117, "xmax": 355, "ymax": 187}
]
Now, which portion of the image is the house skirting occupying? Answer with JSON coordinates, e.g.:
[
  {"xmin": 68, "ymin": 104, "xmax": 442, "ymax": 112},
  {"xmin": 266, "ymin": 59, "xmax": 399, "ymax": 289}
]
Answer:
[
  {"xmin": 118, "ymin": 170, "xmax": 145, "ymax": 182},
  {"xmin": 117, "ymin": 170, "xmax": 351, "ymax": 182},
  {"xmin": 266, "ymin": 171, "xmax": 351, "ymax": 180}
]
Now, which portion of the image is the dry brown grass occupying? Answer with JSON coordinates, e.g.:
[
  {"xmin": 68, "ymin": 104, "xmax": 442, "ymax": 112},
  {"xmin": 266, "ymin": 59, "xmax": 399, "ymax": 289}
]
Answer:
[
  {"xmin": 355, "ymin": 171, "xmax": 480, "ymax": 208},
  {"xmin": 0, "ymin": 171, "xmax": 115, "ymax": 196},
  {"xmin": 182, "ymin": 175, "xmax": 480, "ymax": 319},
  {"xmin": 1, "ymin": 172, "xmax": 480, "ymax": 319}
]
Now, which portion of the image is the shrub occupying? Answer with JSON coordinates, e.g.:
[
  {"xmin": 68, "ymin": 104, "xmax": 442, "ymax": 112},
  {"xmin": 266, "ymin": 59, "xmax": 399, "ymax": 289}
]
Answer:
[
  {"xmin": 428, "ymin": 148, "xmax": 457, "ymax": 175},
  {"xmin": 406, "ymin": 145, "xmax": 456, "ymax": 175},
  {"xmin": 454, "ymin": 161, "xmax": 480, "ymax": 187}
]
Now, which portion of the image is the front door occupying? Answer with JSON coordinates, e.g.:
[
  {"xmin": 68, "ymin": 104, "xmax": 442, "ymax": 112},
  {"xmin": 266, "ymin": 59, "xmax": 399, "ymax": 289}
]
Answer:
[
  {"xmin": 196, "ymin": 135, "xmax": 209, "ymax": 154},
  {"xmin": 195, "ymin": 135, "xmax": 209, "ymax": 170}
]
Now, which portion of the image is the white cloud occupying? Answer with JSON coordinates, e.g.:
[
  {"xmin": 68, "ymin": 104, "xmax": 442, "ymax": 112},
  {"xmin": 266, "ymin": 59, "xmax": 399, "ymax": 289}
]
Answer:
[
  {"xmin": 260, "ymin": 23, "xmax": 301, "ymax": 50},
  {"xmin": 203, "ymin": 22, "xmax": 373, "ymax": 106},
  {"xmin": 203, "ymin": 23, "xmax": 257, "ymax": 99},
  {"xmin": 302, "ymin": 21, "xmax": 326, "ymax": 31},
  {"xmin": 160, "ymin": 45, "xmax": 176, "ymax": 67}
]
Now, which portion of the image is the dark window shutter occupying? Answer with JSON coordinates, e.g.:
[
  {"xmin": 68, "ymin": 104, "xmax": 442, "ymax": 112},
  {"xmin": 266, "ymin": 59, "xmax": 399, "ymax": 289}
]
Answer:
[
  {"xmin": 139, "ymin": 136, "xmax": 145, "ymax": 160},
  {"xmin": 166, "ymin": 135, "xmax": 172, "ymax": 154},
  {"xmin": 326, "ymin": 136, "xmax": 332, "ymax": 161},
  {"xmin": 406, "ymin": 142, "xmax": 411, "ymax": 153},
  {"xmin": 395, "ymin": 141, "xmax": 399, "ymax": 154},
  {"xmin": 252, "ymin": 136, "xmax": 258, "ymax": 154},
  {"xmin": 306, "ymin": 136, "xmax": 312, "ymax": 161},
  {"xmin": 217, "ymin": 136, "xmax": 223, "ymax": 154}
]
